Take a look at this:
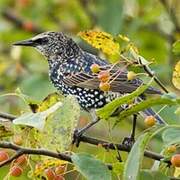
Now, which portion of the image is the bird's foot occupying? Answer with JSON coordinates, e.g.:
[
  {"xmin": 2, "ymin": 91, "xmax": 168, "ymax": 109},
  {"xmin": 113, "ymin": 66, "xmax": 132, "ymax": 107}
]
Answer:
[
  {"xmin": 72, "ymin": 129, "xmax": 83, "ymax": 147},
  {"xmin": 122, "ymin": 136, "xmax": 135, "ymax": 148}
]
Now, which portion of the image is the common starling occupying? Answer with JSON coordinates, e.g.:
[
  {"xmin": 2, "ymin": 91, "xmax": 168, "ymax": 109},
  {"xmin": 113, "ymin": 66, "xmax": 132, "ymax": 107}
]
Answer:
[{"xmin": 13, "ymin": 32, "xmax": 165, "ymax": 124}]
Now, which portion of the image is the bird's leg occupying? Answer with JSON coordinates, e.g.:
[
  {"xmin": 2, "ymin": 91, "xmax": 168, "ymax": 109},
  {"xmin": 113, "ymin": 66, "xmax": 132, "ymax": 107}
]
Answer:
[
  {"xmin": 77, "ymin": 117, "xmax": 100, "ymax": 136},
  {"xmin": 122, "ymin": 114, "xmax": 137, "ymax": 147},
  {"xmin": 73, "ymin": 110, "xmax": 100, "ymax": 147}
]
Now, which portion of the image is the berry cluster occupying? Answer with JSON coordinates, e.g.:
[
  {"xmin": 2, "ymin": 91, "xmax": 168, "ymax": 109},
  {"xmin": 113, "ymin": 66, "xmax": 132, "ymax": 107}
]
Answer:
[
  {"xmin": 0, "ymin": 150, "xmax": 27, "ymax": 177},
  {"xmin": 90, "ymin": 63, "xmax": 137, "ymax": 92},
  {"xmin": 90, "ymin": 64, "xmax": 110, "ymax": 92},
  {"xmin": 0, "ymin": 149, "xmax": 66, "ymax": 179},
  {"xmin": 44, "ymin": 165, "xmax": 65, "ymax": 180}
]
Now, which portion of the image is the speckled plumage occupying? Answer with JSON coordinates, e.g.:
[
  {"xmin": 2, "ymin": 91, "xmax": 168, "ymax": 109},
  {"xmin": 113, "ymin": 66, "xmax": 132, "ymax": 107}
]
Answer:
[{"xmin": 14, "ymin": 32, "xmax": 165, "ymax": 123}]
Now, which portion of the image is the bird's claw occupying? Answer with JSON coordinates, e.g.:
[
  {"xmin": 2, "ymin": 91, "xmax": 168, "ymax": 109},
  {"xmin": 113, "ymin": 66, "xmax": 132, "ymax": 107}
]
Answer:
[
  {"xmin": 122, "ymin": 136, "xmax": 135, "ymax": 148},
  {"xmin": 73, "ymin": 129, "xmax": 83, "ymax": 147}
]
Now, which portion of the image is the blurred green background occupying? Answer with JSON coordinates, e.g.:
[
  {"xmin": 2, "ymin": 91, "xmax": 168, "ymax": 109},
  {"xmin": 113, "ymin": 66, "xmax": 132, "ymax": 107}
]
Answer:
[{"xmin": 0, "ymin": 0, "xmax": 180, "ymax": 179}]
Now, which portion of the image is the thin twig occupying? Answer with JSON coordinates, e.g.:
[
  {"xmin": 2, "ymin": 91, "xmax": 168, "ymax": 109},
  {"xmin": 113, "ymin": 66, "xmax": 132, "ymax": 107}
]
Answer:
[
  {"xmin": 0, "ymin": 112, "xmax": 17, "ymax": 121},
  {"xmin": 138, "ymin": 57, "xmax": 169, "ymax": 93},
  {"xmin": 1, "ymin": 9, "xmax": 43, "ymax": 33},
  {"xmin": 160, "ymin": 0, "xmax": 180, "ymax": 32}
]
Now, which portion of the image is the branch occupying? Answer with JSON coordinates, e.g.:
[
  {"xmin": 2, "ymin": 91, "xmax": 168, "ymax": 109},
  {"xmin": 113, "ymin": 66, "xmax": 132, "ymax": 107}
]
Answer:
[
  {"xmin": 0, "ymin": 141, "xmax": 112, "ymax": 170},
  {"xmin": 79, "ymin": 135, "xmax": 165, "ymax": 162},
  {"xmin": 0, "ymin": 141, "xmax": 72, "ymax": 167},
  {"xmin": 138, "ymin": 57, "xmax": 169, "ymax": 93},
  {"xmin": 0, "ymin": 112, "xmax": 17, "ymax": 121},
  {"xmin": 1, "ymin": 9, "xmax": 43, "ymax": 34},
  {"xmin": 0, "ymin": 112, "xmax": 168, "ymax": 163},
  {"xmin": 160, "ymin": 0, "xmax": 180, "ymax": 32}
]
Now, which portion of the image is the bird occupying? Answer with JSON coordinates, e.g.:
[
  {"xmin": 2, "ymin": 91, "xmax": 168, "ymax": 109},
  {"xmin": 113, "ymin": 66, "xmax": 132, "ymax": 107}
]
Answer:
[{"xmin": 13, "ymin": 31, "xmax": 166, "ymax": 131}]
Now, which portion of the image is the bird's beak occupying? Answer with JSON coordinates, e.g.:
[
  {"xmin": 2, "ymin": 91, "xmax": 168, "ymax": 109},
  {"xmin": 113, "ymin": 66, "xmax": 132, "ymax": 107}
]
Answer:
[{"xmin": 13, "ymin": 39, "xmax": 35, "ymax": 46}]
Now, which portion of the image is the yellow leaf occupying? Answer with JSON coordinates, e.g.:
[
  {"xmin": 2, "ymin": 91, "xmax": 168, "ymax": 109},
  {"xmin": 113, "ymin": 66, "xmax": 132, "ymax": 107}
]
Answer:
[
  {"xmin": 118, "ymin": 34, "xmax": 130, "ymax": 42},
  {"xmin": 37, "ymin": 92, "xmax": 64, "ymax": 112},
  {"xmin": 78, "ymin": 30, "xmax": 120, "ymax": 56},
  {"xmin": 174, "ymin": 167, "xmax": 180, "ymax": 178},
  {"xmin": 172, "ymin": 61, "xmax": 180, "ymax": 90}
]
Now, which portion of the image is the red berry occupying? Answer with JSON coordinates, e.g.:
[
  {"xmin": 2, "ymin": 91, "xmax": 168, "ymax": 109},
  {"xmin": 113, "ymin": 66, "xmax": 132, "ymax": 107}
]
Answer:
[
  {"xmin": 144, "ymin": 116, "xmax": 156, "ymax": 127},
  {"xmin": 23, "ymin": 21, "xmax": 34, "ymax": 31},
  {"xmin": 10, "ymin": 166, "xmax": 23, "ymax": 177},
  {"xmin": 171, "ymin": 154, "xmax": 180, "ymax": 167},
  {"xmin": 45, "ymin": 168, "xmax": 55, "ymax": 180},
  {"xmin": 98, "ymin": 71, "xmax": 110, "ymax": 82},
  {"xmin": 14, "ymin": 155, "xmax": 27, "ymax": 166},
  {"xmin": 55, "ymin": 165, "xmax": 65, "ymax": 175},
  {"xmin": 0, "ymin": 151, "xmax": 9, "ymax": 162},
  {"xmin": 54, "ymin": 175, "xmax": 65, "ymax": 180},
  {"xmin": 99, "ymin": 82, "xmax": 110, "ymax": 92},
  {"xmin": 90, "ymin": 64, "xmax": 100, "ymax": 73}
]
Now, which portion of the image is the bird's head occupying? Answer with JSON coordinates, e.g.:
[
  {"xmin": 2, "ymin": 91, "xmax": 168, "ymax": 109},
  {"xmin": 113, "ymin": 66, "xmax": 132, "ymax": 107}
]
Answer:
[{"xmin": 13, "ymin": 31, "xmax": 81, "ymax": 59}]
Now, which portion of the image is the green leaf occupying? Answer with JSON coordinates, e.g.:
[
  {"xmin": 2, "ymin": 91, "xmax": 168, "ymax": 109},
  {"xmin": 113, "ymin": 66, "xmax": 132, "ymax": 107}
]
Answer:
[
  {"xmin": 72, "ymin": 153, "xmax": 111, "ymax": 180},
  {"xmin": 116, "ymin": 97, "xmax": 179, "ymax": 123},
  {"xmin": 161, "ymin": 92, "xmax": 177, "ymax": 100},
  {"xmin": 162, "ymin": 127, "xmax": 180, "ymax": 146},
  {"xmin": 35, "ymin": 95, "xmax": 80, "ymax": 151},
  {"xmin": 140, "ymin": 170, "xmax": 169, "ymax": 180},
  {"xmin": 123, "ymin": 132, "xmax": 151, "ymax": 180},
  {"xmin": 13, "ymin": 101, "xmax": 63, "ymax": 131},
  {"xmin": 172, "ymin": 40, "xmax": 180, "ymax": 55},
  {"xmin": 175, "ymin": 107, "xmax": 180, "ymax": 115},
  {"xmin": 96, "ymin": 79, "xmax": 153, "ymax": 119},
  {"xmin": 15, "ymin": 88, "xmax": 40, "ymax": 105},
  {"xmin": 112, "ymin": 162, "xmax": 124, "ymax": 176},
  {"xmin": 96, "ymin": 0, "xmax": 124, "ymax": 35}
]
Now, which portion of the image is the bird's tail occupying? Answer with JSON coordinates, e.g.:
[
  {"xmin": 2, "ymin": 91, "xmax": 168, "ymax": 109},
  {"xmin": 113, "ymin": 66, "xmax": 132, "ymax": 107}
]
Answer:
[{"xmin": 140, "ymin": 108, "xmax": 167, "ymax": 124}]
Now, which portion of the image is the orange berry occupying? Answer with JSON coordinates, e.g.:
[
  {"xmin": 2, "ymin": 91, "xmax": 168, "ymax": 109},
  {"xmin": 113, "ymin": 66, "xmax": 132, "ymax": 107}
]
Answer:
[
  {"xmin": 0, "ymin": 151, "xmax": 9, "ymax": 162},
  {"xmin": 14, "ymin": 155, "xmax": 27, "ymax": 166},
  {"xmin": 18, "ymin": 0, "xmax": 30, "ymax": 7},
  {"xmin": 23, "ymin": 21, "xmax": 34, "ymax": 31},
  {"xmin": 45, "ymin": 168, "xmax": 55, "ymax": 180},
  {"xmin": 98, "ymin": 71, "xmax": 110, "ymax": 82},
  {"xmin": 13, "ymin": 134, "xmax": 23, "ymax": 145},
  {"xmin": 55, "ymin": 165, "xmax": 65, "ymax": 175},
  {"xmin": 90, "ymin": 64, "xmax": 100, "ymax": 73},
  {"xmin": 54, "ymin": 175, "xmax": 65, "ymax": 180},
  {"xmin": 127, "ymin": 71, "xmax": 136, "ymax": 81},
  {"xmin": 99, "ymin": 82, "xmax": 110, "ymax": 92},
  {"xmin": 10, "ymin": 166, "xmax": 23, "ymax": 177},
  {"xmin": 144, "ymin": 116, "xmax": 156, "ymax": 127},
  {"xmin": 171, "ymin": 154, "xmax": 180, "ymax": 167},
  {"xmin": 167, "ymin": 145, "xmax": 177, "ymax": 153}
]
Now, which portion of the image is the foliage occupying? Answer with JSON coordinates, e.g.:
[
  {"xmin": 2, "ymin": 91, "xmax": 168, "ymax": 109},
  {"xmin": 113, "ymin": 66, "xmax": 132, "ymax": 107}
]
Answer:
[
  {"xmin": 123, "ymin": 132, "xmax": 151, "ymax": 180},
  {"xmin": 72, "ymin": 153, "xmax": 111, "ymax": 180}
]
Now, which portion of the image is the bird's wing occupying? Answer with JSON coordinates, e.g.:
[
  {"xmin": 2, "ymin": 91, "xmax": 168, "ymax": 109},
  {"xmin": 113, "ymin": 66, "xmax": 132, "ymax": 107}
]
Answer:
[
  {"xmin": 63, "ymin": 52, "xmax": 161, "ymax": 94},
  {"xmin": 63, "ymin": 65, "xmax": 151, "ymax": 93}
]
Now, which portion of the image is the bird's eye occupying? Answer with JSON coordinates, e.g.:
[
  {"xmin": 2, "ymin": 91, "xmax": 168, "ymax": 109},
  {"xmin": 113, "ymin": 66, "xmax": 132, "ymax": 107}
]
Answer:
[{"xmin": 33, "ymin": 38, "xmax": 48, "ymax": 45}]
